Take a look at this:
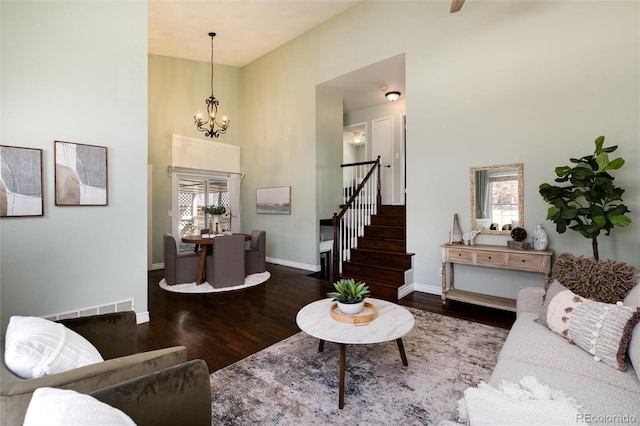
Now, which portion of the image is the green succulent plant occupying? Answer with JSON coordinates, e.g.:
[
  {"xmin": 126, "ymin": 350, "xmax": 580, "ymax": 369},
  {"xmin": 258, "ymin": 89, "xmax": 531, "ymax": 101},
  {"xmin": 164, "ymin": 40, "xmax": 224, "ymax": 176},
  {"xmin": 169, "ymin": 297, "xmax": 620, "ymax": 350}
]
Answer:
[
  {"xmin": 327, "ymin": 278, "xmax": 370, "ymax": 304},
  {"xmin": 538, "ymin": 135, "xmax": 632, "ymax": 260}
]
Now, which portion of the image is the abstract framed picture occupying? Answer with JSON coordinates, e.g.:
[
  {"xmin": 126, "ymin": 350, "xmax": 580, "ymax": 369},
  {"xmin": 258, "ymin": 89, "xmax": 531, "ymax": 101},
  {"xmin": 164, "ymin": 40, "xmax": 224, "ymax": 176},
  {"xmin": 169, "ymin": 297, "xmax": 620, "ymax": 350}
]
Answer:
[
  {"xmin": 0, "ymin": 145, "xmax": 44, "ymax": 217},
  {"xmin": 256, "ymin": 186, "xmax": 291, "ymax": 214},
  {"xmin": 54, "ymin": 140, "xmax": 108, "ymax": 206}
]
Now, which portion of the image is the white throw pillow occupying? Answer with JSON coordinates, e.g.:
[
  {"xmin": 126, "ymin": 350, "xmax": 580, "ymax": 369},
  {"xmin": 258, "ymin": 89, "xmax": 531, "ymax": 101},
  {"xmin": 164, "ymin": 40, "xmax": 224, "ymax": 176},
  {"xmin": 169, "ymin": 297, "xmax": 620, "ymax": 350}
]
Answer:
[
  {"xmin": 4, "ymin": 316, "xmax": 103, "ymax": 379},
  {"xmin": 24, "ymin": 387, "xmax": 136, "ymax": 426}
]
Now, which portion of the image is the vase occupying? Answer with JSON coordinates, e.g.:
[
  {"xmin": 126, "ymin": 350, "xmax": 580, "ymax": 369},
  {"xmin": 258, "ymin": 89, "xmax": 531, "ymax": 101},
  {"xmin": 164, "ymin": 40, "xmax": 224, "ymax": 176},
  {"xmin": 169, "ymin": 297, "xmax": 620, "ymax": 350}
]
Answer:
[
  {"xmin": 337, "ymin": 301, "xmax": 365, "ymax": 315},
  {"xmin": 532, "ymin": 224, "xmax": 548, "ymax": 250},
  {"xmin": 213, "ymin": 215, "xmax": 221, "ymax": 234},
  {"xmin": 449, "ymin": 214, "xmax": 463, "ymax": 244},
  {"xmin": 208, "ymin": 215, "xmax": 214, "ymax": 234}
]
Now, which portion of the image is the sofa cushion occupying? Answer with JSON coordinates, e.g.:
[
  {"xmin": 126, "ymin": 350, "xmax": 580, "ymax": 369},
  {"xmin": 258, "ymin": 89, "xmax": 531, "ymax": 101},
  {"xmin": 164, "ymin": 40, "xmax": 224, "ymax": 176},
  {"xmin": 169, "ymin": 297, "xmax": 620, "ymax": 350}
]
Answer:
[
  {"xmin": 497, "ymin": 312, "xmax": 640, "ymax": 393},
  {"xmin": 24, "ymin": 387, "xmax": 135, "ymax": 426},
  {"xmin": 549, "ymin": 253, "xmax": 637, "ymax": 303},
  {"xmin": 539, "ymin": 281, "xmax": 640, "ymax": 371},
  {"xmin": 4, "ymin": 316, "xmax": 103, "ymax": 379}
]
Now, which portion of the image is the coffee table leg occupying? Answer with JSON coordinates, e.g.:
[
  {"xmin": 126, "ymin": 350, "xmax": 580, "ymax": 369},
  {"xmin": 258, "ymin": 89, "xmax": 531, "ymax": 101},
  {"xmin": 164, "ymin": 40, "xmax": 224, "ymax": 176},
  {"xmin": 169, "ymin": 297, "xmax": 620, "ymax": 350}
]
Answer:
[
  {"xmin": 318, "ymin": 339, "xmax": 325, "ymax": 352},
  {"xmin": 339, "ymin": 343, "xmax": 346, "ymax": 409},
  {"xmin": 396, "ymin": 338, "xmax": 408, "ymax": 366}
]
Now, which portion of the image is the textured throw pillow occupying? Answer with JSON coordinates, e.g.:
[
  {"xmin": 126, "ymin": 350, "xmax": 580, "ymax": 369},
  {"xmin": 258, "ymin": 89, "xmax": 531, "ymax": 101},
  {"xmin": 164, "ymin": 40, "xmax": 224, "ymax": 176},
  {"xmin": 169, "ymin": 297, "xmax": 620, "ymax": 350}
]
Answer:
[
  {"xmin": 539, "ymin": 281, "xmax": 640, "ymax": 371},
  {"xmin": 548, "ymin": 253, "xmax": 638, "ymax": 303},
  {"xmin": 24, "ymin": 387, "xmax": 136, "ymax": 426},
  {"xmin": 623, "ymin": 285, "xmax": 640, "ymax": 380},
  {"xmin": 4, "ymin": 316, "xmax": 103, "ymax": 379}
]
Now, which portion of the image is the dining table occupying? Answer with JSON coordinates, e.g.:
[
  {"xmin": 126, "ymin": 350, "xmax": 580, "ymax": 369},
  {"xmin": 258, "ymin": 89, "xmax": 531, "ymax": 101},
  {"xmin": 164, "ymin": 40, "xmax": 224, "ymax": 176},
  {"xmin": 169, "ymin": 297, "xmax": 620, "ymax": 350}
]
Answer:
[{"xmin": 181, "ymin": 233, "xmax": 251, "ymax": 285}]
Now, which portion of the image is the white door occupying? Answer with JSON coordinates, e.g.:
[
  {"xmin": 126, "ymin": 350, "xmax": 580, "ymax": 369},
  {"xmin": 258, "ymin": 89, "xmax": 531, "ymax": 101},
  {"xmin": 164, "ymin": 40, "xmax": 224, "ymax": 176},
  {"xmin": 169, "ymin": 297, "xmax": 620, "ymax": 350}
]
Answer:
[{"xmin": 372, "ymin": 117, "xmax": 393, "ymax": 205}]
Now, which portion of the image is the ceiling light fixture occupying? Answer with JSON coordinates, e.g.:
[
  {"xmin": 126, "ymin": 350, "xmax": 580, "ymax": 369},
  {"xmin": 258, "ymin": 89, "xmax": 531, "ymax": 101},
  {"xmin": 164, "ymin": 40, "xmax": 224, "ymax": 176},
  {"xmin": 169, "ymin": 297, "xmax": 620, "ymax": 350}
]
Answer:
[
  {"xmin": 385, "ymin": 91, "xmax": 401, "ymax": 102},
  {"xmin": 194, "ymin": 32, "xmax": 230, "ymax": 138}
]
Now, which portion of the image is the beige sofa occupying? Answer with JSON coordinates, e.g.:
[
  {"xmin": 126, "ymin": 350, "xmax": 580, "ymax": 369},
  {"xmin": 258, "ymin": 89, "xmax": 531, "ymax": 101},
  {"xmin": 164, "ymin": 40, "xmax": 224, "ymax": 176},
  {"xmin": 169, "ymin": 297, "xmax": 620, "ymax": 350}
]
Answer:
[
  {"xmin": 487, "ymin": 284, "xmax": 639, "ymax": 424},
  {"xmin": 1, "ymin": 312, "xmax": 211, "ymax": 425}
]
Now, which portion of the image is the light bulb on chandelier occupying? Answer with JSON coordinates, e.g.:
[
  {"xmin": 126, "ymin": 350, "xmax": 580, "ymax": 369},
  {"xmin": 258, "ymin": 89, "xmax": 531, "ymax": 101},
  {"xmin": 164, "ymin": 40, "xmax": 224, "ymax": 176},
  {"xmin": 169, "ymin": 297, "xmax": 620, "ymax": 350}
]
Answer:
[{"xmin": 194, "ymin": 32, "xmax": 230, "ymax": 138}]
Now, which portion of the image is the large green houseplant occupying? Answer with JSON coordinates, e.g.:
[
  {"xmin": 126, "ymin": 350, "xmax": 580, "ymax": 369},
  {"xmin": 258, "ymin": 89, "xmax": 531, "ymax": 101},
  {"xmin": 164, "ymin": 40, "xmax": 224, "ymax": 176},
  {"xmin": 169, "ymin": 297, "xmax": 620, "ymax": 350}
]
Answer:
[{"xmin": 538, "ymin": 136, "xmax": 632, "ymax": 260}]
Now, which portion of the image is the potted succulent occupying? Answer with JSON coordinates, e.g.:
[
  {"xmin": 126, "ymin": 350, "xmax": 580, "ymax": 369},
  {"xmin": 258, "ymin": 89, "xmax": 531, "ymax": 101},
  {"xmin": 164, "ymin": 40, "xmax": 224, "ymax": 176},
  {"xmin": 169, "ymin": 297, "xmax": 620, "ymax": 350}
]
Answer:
[
  {"xmin": 202, "ymin": 205, "xmax": 226, "ymax": 234},
  {"xmin": 327, "ymin": 278, "xmax": 371, "ymax": 315}
]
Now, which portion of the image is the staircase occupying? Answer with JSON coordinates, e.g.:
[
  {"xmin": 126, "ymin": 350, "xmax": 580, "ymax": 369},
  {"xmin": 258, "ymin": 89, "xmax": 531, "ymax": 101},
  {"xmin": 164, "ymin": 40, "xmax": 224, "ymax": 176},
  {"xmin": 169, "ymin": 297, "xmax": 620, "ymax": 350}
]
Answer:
[{"xmin": 339, "ymin": 205, "xmax": 414, "ymax": 302}]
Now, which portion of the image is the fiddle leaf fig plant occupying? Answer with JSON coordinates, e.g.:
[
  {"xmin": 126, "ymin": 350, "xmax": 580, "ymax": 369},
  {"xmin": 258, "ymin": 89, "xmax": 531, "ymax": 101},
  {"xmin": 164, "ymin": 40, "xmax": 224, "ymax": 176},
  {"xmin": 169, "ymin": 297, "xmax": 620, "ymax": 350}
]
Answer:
[{"xmin": 538, "ymin": 136, "xmax": 632, "ymax": 260}]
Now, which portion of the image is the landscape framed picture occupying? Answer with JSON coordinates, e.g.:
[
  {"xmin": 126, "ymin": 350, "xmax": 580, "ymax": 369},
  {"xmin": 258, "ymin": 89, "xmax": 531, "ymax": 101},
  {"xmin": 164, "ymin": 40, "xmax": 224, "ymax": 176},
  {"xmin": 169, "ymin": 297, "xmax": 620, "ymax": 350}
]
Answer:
[
  {"xmin": 256, "ymin": 186, "xmax": 291, "ymax": 214},
  {"xmin": 54, "ymin": 140, "xmax": 108, "ymax": 206},
  {"xmin": 0, "ymin": 145, "xmax": 44, "ymax": 217}
]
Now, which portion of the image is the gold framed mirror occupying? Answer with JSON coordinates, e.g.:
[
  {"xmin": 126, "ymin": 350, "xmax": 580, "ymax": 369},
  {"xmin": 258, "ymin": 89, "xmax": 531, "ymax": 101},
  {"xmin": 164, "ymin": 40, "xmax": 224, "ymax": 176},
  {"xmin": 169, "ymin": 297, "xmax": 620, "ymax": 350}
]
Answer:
[{"xmin": 470, "ymin": 163, "xmax": 523, "ymax": 235}]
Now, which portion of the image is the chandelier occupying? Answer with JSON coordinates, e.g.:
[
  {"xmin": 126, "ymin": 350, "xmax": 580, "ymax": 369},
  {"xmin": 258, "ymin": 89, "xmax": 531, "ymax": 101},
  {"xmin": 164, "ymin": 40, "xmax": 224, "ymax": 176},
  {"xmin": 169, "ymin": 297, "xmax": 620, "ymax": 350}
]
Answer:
[{"xmin": 194, "ymin": 32, "xmax": 230, "ymax": 138}]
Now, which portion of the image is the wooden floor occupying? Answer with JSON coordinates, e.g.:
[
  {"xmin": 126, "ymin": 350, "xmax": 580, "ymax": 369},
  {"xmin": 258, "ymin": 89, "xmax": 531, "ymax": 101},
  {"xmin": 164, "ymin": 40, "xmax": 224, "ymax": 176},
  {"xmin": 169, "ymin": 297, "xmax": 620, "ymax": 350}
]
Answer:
[{"xmin": 139, "ymin": 263, "xmax": 515, "ymax": 373}]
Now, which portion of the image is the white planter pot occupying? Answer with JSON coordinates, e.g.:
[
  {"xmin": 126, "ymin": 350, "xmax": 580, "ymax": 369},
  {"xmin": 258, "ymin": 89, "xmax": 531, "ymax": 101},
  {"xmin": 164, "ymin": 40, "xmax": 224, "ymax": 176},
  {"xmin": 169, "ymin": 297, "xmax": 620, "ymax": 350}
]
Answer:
[{"xmin": 337, "ymin": 301, "xmax": 365, "ymax": 315}]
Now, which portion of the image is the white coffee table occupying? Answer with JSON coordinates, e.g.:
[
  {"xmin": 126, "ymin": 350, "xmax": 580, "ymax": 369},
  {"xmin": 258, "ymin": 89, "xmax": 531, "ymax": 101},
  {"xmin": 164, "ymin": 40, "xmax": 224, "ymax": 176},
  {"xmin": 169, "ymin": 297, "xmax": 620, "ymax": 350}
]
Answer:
[{"xmin": 296, "ymin": 298, "xmax": 415, "ymax": 408}]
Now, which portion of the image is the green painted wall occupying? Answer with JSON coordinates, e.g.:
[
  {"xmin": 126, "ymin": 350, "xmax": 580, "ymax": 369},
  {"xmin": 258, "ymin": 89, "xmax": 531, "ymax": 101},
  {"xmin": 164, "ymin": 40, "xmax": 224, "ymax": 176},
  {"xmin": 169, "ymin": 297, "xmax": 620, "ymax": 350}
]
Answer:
[
  {"xmin": 1, "ymin": 0, "xmax": 148, "ymax": 329},
  {"xmin": 148, "ymin": 54, "xmax": 243, "ymax": 265},
  {"xmin": 239, "ymin": 0, "xmax": 639, "ymax": 296}
]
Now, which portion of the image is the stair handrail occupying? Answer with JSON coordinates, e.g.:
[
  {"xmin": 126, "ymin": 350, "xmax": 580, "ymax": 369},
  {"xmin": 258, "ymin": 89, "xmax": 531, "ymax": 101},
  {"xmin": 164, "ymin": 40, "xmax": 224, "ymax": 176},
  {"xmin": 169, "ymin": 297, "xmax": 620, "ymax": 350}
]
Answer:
[{"xmin": 331, "ymin": 156, "xmax": 381, "ymax": 281}]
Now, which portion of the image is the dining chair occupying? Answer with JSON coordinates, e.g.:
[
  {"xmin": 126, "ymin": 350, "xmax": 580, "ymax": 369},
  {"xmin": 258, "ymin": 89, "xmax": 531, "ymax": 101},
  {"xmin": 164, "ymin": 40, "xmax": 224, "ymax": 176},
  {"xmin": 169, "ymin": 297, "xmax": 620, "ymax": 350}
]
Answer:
[
  {"xmin": 163, "ymin": 233, "xmax": 201, "ymax": 285},
  {"xmin": 205, "ymin": 234, "xmax": 245, "ymax": 288},
  {"xmin": 245, "ymin": 230, "xmax": 266, "ymax": 275}
]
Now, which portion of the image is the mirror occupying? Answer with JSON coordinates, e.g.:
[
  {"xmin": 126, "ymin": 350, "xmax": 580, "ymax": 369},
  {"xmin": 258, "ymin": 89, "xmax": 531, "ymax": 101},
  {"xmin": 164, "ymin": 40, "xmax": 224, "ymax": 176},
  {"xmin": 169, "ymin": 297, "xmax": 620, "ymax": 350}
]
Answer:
[{"xmin": 470, "ymin": 163, "xmax": 524, "ymax": 235}]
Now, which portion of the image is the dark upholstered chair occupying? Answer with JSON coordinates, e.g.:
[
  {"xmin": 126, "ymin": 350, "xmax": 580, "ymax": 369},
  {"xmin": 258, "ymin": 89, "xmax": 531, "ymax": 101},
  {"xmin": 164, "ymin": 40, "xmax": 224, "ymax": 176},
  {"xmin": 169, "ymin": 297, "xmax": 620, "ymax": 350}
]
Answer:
[
  {"xmin": 163, "ymin": 233, "xmax": 200, "ymax": 285},
  {"xmin": 1, "ymin": 312, "xmax": 211, "ymax": 426},
  {"xmin": 205, "ymin": 234, "xmax": 245, "ymax": 288},
  {"xmin": 245, "ymin": 230, "xmax": 266, "ymax": 275}
]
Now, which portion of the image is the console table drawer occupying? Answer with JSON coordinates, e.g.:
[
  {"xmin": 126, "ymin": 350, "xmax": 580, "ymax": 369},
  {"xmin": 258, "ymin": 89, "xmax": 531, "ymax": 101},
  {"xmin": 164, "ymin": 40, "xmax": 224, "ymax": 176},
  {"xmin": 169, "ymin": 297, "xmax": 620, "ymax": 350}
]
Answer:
[
  {"xmin": 448, "ymin": 249, "xmax": 473, "ymax": 263},
  {"xmin": 507, "ymin": 253, "xmax": 544, "ymax": 271},
  {"xmin": 475, "ymin": 252, "xmax": 505, "ymax": 266}
]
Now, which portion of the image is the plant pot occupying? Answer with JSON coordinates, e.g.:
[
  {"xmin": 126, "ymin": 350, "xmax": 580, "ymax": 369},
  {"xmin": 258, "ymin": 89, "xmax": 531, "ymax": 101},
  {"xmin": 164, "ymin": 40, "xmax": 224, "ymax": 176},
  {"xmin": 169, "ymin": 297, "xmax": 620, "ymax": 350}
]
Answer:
[{"xmin": 337, "ymin": 301, "xmax": 365, "ymax": 315}]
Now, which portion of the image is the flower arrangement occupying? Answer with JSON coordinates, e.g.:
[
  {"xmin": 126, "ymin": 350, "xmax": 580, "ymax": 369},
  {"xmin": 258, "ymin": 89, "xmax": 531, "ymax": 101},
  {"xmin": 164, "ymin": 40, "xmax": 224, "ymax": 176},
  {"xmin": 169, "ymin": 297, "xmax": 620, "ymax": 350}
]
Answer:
[{"xmin": 202, "ymin": 205, "xmax": 226, "ymax": 216}]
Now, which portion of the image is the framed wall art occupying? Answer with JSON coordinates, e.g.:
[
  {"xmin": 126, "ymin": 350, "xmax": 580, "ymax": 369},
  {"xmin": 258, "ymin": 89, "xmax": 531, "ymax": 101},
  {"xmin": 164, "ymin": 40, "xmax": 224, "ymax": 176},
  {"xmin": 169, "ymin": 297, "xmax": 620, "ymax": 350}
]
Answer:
[
  {"xmin": 54, "ymin": 140, "xmax": 108, "ymax": 206},
  {"xmin": 256, "ymin": 186, "xmax": 291, "ymax": 214},
  {"xmin": 0, "ymin": 145, "xmax": 44, "ymax": 217}
]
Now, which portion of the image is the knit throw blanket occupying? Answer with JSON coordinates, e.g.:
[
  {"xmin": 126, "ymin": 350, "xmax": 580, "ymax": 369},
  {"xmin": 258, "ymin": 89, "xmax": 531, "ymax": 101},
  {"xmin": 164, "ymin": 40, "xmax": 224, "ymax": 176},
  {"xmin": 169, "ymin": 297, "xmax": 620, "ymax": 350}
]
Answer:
[{"xmin": 457, "ymin": 376, "xmax": 585, "ymax": 425}]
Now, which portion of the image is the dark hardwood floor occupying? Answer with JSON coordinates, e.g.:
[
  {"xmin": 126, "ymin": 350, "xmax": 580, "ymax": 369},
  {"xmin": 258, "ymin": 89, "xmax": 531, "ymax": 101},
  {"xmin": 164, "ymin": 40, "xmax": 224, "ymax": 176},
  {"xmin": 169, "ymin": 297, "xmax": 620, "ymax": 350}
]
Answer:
[{"xmin": 139, "ymin": 263, "xmax": 515, "ymax": 373}]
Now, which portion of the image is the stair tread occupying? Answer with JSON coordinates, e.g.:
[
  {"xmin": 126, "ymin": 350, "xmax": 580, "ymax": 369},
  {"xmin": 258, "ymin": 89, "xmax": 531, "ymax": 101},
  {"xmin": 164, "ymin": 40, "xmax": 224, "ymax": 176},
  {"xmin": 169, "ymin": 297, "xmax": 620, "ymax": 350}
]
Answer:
[
  {"xmin": 352, "ymin": 248, "xmax": 414, "ymax": 256},
  {"xmin": 343, "ymin": 260, "xmax": 406, "ymax": 273}
]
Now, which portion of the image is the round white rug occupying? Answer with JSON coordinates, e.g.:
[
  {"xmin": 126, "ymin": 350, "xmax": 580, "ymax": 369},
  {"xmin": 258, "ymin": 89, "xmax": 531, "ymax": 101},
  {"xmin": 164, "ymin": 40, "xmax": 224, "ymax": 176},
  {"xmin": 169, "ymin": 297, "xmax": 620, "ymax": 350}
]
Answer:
[{"xmin": 159, "ymin": 271, "xmax": 270, "ymax": 293}]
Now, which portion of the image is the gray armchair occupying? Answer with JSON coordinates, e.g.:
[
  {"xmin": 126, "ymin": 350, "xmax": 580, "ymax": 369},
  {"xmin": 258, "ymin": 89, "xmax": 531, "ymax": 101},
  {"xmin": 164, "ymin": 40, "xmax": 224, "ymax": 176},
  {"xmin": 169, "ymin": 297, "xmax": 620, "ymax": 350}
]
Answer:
[
  {"xmin": 1, "ymin": 312, "xmax": 209, "ymax": 426},
  {"xmin": 164, "ymin": 233, "xmax": 200, "ymax": 285},
  {"xmin": 245, "ymin": 230, "xmax": 266, "ymax": 275},
  {"xmin": 205, "ymin": 234, "xmax": 245, "ymax": 288}
]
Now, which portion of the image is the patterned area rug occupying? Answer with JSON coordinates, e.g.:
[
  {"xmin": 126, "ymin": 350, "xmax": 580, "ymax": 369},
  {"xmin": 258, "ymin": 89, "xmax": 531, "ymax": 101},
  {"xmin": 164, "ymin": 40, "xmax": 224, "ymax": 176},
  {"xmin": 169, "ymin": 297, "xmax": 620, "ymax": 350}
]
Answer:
[
  {"xmin": 209, "ymin": 307, "xmax": 509, "ymax": 425},
  {"xmin": 158, "ymin": 272, "xmax": 270, "ymax": 293}
]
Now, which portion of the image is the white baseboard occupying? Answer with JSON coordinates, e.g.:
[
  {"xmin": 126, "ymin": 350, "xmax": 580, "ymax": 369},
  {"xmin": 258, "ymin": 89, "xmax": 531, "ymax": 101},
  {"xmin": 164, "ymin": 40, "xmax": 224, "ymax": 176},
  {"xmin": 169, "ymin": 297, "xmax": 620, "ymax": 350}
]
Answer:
[
  {"xmin": 412, "ymin": 282, "xmax": 442, "ymax": 296},
  {"xmin": 266, "ymin": 257, "xmax": 316, "ymax": 272},
  {"xmin": 150, "ymin": 262, "xmax": 164, "ymax": 271}
]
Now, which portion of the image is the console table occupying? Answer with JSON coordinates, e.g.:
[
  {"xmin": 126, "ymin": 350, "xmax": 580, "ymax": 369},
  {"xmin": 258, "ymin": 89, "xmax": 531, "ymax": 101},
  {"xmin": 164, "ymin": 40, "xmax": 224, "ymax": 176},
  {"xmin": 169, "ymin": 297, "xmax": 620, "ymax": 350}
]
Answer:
[{"xmin": 440, "ymin": 243, "xmax": 553, "ymax": 312}]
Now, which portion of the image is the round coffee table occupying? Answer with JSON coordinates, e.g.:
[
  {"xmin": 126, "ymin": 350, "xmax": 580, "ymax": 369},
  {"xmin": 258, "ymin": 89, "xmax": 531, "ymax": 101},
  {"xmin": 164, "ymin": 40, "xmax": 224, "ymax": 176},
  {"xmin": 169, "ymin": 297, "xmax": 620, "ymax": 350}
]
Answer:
[{"xmin": 296, "ymin": 298, "xmax": 415, "ymax": 408}]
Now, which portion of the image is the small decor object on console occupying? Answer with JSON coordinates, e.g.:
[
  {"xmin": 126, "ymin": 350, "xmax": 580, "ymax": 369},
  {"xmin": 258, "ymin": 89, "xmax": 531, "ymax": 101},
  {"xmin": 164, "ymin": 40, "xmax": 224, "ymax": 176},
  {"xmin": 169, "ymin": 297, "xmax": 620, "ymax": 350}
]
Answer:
[
  {"xmin": 449, "ymin": 214, "xmax": 463, "ymax": 244},
  {"xmin": 327, "ymin": 278, "xmax": 370, "ymax": 315},
  {"xmin": 508, "ymin": 227, "xmax": 531, "ymax": 250},
  {"xmin": 462, "ymin": 230, "xmax": 480, "ymax": 246},
  {"xmin": 531, "ymin": 224, "xmax": 549, "ymax": 251}
]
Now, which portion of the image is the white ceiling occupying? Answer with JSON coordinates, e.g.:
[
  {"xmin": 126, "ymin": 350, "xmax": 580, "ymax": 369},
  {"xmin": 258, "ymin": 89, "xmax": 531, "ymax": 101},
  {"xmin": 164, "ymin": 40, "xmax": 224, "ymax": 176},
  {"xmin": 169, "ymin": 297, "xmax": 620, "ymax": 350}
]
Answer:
[
  {"xmin": 149, "ymin": 0, "xmax": 406, "ymax": 113},
  {"xmin": 149, "ymin": 0, "xmax": 361, "ymax": 67}
]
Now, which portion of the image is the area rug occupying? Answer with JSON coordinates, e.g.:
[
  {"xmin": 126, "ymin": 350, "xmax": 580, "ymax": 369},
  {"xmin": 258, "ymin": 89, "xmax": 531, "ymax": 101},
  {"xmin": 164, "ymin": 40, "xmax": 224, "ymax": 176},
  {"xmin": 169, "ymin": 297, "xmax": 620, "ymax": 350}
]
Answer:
[
  {"xmin": 209, "ymin": 307, "xmax": 509, "ymax": 425},
  {"xmin": 158, "ymin": 271, "xmax": 270, "ymax": 293}
]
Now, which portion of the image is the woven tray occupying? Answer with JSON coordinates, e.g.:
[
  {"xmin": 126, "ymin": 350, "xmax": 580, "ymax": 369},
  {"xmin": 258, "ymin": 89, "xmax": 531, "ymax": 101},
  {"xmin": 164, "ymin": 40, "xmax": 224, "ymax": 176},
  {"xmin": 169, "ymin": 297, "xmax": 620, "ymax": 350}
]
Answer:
[{"xmin": 330, "ymin": 301, "xmax": 378, "ymax": 325}]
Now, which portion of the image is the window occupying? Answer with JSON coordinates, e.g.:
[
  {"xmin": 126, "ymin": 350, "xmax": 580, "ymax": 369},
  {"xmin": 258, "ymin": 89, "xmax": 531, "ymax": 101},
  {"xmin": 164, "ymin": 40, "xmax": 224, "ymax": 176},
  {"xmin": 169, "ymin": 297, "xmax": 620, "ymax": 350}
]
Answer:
[
  {"xmin": 174, "ymin": 174, "xmax": 230, "ymax": 252},
  {"xmin": 490, "ymin": 172, "xmax": 519, "ymax": 229}
]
